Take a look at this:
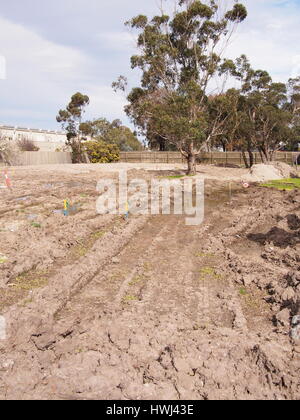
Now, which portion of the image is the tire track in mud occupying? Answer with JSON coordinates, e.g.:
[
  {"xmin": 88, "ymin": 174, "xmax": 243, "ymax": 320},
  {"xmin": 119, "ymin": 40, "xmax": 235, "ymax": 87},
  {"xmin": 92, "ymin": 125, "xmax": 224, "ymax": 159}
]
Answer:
[
  {"xmin": 57, "ymin": 215, "xmax": 176, "ymax": 321},
  {"xmin": 1, "ymin": 184, "xmax": 299, "ymax": 399},
  {"xmin": 26, "ymin": 202, "xmax": 250, "ymax": 400}
]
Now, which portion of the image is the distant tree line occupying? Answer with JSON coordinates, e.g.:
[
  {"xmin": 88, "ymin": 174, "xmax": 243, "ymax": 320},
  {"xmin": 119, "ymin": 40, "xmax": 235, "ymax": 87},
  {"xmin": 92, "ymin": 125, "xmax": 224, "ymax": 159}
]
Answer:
[{"xmin": 57, "ymin": 1, "xmax": 300, "ymax": 170}]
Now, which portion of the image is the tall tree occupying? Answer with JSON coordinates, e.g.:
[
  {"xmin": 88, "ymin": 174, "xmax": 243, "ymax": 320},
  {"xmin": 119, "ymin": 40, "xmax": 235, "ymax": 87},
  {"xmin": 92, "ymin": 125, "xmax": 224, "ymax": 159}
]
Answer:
[
  {"xmin": 56, "ymin": 92, "xmax": 90, "ymax": 163},
  {"xmin": 233, "ymin": 57, "xmax": 292, "ymax": 162},
  {"xmin": 286, "ymin": 77, "xmax": 300, "ymax": 151},
  {"xmin": 116, "ymin": 0, "xmax": 247, "ymax": 174},
  {"xmin": 81, "ymin": 118, "xmax": 143, "ymax": 151}
]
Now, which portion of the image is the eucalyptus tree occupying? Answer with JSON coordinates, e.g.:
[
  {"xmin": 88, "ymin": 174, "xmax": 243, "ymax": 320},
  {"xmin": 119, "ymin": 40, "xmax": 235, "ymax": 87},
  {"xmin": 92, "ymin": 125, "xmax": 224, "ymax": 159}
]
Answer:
[
  {"xmin": 115, "ymin": 0, "xmax": 247, "ymax": 174},
  {"xmin": 233, "ymin": 57, "xmax": 292, "ymax": 162},
  {"xmin": 56, "ymin": 92, "xmax": 90, "ymax": 162},
  {"xmin": 286, "ymin": 77, "xmax": 300, "ymax": 151}
]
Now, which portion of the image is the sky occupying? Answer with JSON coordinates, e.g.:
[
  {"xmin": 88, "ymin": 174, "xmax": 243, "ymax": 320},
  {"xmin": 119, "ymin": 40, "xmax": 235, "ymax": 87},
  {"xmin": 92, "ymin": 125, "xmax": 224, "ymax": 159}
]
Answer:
[{"xmin": 0, "ymin": 0, "xmax": 300, "ymax": 131}]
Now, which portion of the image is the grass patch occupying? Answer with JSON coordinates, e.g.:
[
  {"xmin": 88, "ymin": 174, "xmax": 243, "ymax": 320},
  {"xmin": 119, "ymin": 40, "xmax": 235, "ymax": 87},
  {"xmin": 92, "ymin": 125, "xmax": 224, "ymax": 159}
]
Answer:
[
  {"xmin": 195, "ymin": 252, "xmax": 215, "ymax": 258},
  {"xmin": 143, "ymin": 262, "xmax": 153, "ymax": 271},
  {"xmin": 200, "ymin": 267, "xmax": 216, "ymax": 276},
  {"xmin": 73, "ymin": 244, "xmax": 89, "ymax": 258},
  {"xmin": 91, "ymin": 230, "xmax": 105, "ymax": 240},
  {"xmin": 239, "ymin": 288, "xmax": 248, "ymax": 296},
  {"xmin": 122, "ymin": 295, "xmax": 138, "ymax": 303},
  {"xmin": 31, "ymin": 222, "xmax": 41, "ymax": 228},
  {"xmin": 164, "ymin": 175, "xmax": 185, "ymax": 179},
  {"xmin": 13, "ymin": 270, "xmax": 49, "ymax": 291},
  {"xmin": 0, "ymin": 255, "xmax": 8, "ymax": 264},
  {"xmin": 0, "ymin": 269, "xmax": 49, "ymax": 311},
  {"xmin": 72, "ymin": 230, "xmax": 106, "ymax": 258},
  {"xmin": 129, "ymin": 276, "xmax": 143, "ymax": 287},
  {"xmin": 199, "ymin": 266, "xmax": 222, "ymax": 280},
  {"xmin": 261, "ymin": 178, "xmax": 300, "ymax": 191}
]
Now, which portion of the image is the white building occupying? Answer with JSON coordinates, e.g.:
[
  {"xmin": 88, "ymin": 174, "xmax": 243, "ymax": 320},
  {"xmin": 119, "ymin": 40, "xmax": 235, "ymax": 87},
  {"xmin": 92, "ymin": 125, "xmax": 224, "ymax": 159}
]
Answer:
[{"xmin": 0, "ymin": 124, "xmax": 68, "ymax": 151}]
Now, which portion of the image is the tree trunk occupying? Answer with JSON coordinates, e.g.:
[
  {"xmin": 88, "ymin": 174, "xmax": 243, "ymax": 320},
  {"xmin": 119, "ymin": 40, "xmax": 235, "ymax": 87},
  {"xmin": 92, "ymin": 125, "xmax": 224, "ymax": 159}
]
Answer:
[
  {"xmin": 260, "ymin": 147, "xmax": 273, "ymax": 164},
  {"xmin": 248, "ymin": 149, "xmax": 254, "ymax": 168},
  {"xmin": 187, "ymin": 153, "xmax": 196, "ymax": 175},
  {"xmin": 242, "ymin": 150, "xmax": 250, "ymax": 169},
  {"xmin": 259, "ymin": 148, "xmax": 266, "ymax": 164},
  {"xmin": 242, "ymin": 148, "xmax": 254, "ymax": 169}
]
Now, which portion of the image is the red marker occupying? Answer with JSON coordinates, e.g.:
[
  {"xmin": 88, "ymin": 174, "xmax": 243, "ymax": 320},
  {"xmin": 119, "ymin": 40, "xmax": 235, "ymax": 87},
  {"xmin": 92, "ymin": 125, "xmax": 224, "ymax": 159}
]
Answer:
[{"xmin": 3, "ymin": 170, "xmax": 11, "ymax": 189}]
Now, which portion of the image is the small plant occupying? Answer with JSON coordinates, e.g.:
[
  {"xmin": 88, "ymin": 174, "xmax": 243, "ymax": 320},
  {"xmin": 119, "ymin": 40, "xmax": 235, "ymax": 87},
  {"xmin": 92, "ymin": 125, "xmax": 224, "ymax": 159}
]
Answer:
[
  {"xmin": 0, "ymin": 255, "xmax": 8, "ymax": 264},
  {"xmin": 122, "ymin": 295, "xmax": 138, "ymax": 303},
  {"xmin": 239, "ymin": 288, "xmax": 248, "ymax": 296},
  {"xmin": 200, "ymin": 267, "xmax": 216, "ymax": 276},
  {"xmin": 31, "ymin": 222, "xmax": 41, "ymax": 228},
  {"xmin": 195, "ymin": 252, "xmax": 214, "ymax": 258},
  {"xmin": 14, "ymin": 271, "xmax": 48, "ymax": 291},
  {"xmin": 199, "ymin": 266, "xmax": 222, "ymax": 280},
  {"xmin": 129, "ymin": 276, "xmax": 143, "ymax": 286},
  {"xmin": 17, "ymin": 136, "xmax": 40, "ymax": 151},
  {"xmin": 92, "ymin": 231, "xmax": 105, "ymax": 240}
]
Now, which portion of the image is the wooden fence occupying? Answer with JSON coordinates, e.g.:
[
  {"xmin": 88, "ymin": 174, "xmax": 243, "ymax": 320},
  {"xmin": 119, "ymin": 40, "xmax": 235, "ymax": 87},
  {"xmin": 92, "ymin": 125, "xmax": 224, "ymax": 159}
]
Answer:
[
  {"xmin": 120, "ymin": 151, "xmax": 299, "ymax": 166},
  {"xmin": 16, "ymin": 151, "xmax": 72, "ymax": 166}
]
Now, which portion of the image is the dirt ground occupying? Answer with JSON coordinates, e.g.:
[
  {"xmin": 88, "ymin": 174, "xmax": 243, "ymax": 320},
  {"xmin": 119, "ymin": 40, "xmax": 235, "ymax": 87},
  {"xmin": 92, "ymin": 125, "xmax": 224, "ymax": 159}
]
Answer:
[{"xmin": 0, "ymin": 163, "xmax": 299, "ymax": 400}]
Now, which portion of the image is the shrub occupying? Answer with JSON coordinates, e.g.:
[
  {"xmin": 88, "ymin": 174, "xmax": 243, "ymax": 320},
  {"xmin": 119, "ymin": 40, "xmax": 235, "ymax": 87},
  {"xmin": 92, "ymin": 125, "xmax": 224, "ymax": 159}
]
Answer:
[
  {"xmin": 84, "ymin": 140, "xmax": 120, "ymax": 163},
  {"xmin": 17, "ymin": 137, "xmax": 39, "ymax": 151},
  {"xmin": 0, "ymin": 134, "xmax": 20, "ymax": 165}
]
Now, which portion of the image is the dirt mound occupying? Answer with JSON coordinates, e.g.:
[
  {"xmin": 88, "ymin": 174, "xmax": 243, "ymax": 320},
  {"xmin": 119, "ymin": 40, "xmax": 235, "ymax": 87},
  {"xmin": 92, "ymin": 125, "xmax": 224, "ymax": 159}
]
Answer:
[
  {"xmin": 248, "ymin": 162, "xmax": 295, "ymax": 182},
  {"xmin": 272, "ymin": 162, "xmax": 297, "ymax": 178}
]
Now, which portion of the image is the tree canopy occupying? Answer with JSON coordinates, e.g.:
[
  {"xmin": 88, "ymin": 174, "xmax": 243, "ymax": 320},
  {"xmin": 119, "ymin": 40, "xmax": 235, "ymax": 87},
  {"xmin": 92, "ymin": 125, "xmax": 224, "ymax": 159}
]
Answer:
[
  {"xmin": 57, "ymin": 94, "xmax": 142, "ymax": 162},
  {"xmin": 116, "ymin": 0, "xmax": 248, "ymax": 173}
]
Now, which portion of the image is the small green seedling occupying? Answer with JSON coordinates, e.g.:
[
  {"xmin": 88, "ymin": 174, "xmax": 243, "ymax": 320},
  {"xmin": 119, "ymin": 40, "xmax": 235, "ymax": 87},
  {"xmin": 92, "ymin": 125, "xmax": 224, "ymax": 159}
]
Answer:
[
  {"xmin": 31, "ymin": 222, "xmax": 41, "ymax": 228},
  {"xmin": 0, "ymin": 255, "xmax": 8, "ymax": 264},
  {"xmin": 239, "ymin": 288, "xmax": 248, "ymax": 296},
  {"xmin": 122, "ymin": 295, "xmax": 138, "ymax": 303}
]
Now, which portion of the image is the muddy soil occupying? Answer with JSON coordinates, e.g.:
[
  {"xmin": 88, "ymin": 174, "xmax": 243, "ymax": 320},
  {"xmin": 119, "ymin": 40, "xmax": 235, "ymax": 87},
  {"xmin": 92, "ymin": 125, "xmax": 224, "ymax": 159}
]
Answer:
[{"xmin": 0, "ymin": 165, "xmax": 299, "ymax": 400}]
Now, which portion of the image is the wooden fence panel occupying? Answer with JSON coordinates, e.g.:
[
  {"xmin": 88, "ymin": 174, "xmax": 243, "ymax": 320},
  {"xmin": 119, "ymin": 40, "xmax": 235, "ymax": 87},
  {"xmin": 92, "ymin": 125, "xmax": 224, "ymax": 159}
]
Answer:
[
  {"xmin": 120, "ymin": 151, "xmax": 299, "ymax": 166},
  {"xmin": 18, "ymin": 151, "xmax": 72, "ymax": 165}
]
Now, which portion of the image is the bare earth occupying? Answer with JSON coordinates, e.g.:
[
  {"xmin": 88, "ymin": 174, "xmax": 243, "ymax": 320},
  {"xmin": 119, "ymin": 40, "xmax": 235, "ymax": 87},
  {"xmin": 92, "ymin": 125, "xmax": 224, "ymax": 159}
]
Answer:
[{"xmin": 0, "ymin": 163, "xmax": 299, "ymax": 400}]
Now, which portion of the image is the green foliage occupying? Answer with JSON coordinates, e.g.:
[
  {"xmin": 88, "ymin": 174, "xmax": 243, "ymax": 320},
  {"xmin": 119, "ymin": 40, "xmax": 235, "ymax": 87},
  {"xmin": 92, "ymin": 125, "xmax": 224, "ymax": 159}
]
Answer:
[
  {"xmin": 261, "ymin": 178, "xmax": 300, "ymax": 191},
  {"xmin": 31, "ymin": 222, "xmax": 41, "ymax": 228},
  {"xmin": 84, "ymin": 140, "xmax": 120, "ymax": 163},
  {"xmin": 119, "ymin": 0, "xmax": 248, "ymax": 174},
  {"xmin": 213, "ymin": 55, "xmax": 300, "ymax": 164},
  {"xmin": 57, "ymin": 92, "xmax": 90, "ymax": 139},
  {"xmin": 81, "ymin": 118, "xmax": 143, "ymax": 151},
  {"xmin": 239, "ymin": 288, "xmax": 248, "ymax": 296},
  {"xmin": 56, "ymin": 92, "xmax": 90, "ymax": 163}
]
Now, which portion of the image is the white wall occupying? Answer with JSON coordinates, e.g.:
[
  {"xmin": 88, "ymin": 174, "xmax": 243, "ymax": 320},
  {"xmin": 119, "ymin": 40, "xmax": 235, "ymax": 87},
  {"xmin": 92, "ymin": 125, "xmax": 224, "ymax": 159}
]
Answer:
[{"xmin": 0, "ymin": 125, "xmax": 68, "ymax": 151}]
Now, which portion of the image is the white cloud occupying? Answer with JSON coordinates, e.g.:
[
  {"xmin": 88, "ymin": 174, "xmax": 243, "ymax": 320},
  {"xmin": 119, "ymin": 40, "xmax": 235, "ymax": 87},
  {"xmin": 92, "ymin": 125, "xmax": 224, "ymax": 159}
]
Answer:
[
  {"xmin": 1, "ymin": 0, "xmax": 300, "ymax": 129},
  {"xmin": 85, "ymin": 85, "xmax": 127, "ymax": 123},
  {"xmin": 96, "ymin": 31, "xmax": 137, "ymax": 51},
  {"xmin": 0, "ymin": 16, "xmax": 93, "ymax": 127}
]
